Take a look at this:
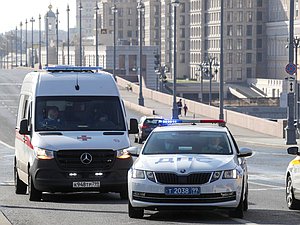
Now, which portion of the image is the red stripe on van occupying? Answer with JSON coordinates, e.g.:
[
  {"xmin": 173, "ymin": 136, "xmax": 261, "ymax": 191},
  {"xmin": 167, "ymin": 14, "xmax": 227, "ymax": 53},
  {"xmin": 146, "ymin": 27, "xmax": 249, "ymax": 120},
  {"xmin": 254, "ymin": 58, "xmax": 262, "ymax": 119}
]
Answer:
[{"xmin": 15, "ymin": 130, "xmax": 34, "ymax": 150}]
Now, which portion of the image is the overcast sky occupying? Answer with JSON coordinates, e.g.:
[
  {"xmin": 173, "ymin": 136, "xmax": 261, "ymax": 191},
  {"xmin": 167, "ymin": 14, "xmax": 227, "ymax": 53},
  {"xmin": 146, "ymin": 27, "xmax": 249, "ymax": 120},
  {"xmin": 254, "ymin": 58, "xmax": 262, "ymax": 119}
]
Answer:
[{"xmin": 0, "ymin": 0, "xmax": 77, "ymax": 33}]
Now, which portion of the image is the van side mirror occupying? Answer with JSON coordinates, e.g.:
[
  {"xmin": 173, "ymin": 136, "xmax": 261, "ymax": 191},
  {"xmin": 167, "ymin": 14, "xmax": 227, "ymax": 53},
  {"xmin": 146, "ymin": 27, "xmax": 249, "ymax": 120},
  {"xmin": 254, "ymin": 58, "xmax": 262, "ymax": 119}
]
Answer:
[
  {"xmin": 19, "ymin": 119, "xmax": 30, "ymax": 135},
  {"xmin": 126, "ymin": 146, "xmax": 141, "ymax": 157},
  {"xmin": 129, "ymin": 118, "xmax": 138, "ymax": 134}
]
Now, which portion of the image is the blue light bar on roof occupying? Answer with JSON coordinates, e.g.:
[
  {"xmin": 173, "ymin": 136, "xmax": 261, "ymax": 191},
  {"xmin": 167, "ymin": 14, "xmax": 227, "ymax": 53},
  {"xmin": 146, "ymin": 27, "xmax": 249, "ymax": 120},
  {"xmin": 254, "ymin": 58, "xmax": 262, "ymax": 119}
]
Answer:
[
  {"xmin": 158, "ymin": 119, "xmax": 226, "ymax": 126},
  {"xmin": 43, "ymin": 65, "xmax": 103, "ymax": 72}
]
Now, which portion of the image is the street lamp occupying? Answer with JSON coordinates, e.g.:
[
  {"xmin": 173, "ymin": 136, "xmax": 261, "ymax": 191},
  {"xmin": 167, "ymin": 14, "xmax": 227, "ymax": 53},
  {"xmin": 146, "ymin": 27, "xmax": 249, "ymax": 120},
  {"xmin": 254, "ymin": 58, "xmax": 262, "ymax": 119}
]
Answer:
[
  {"xmin": 25, "ymin": 19, "xmax": 28, "ymax": 67},
  {"xmin": 196, "ymin": 63, "xmax": 206, "ymax": 102},
  {"xmin": 30, "ymin": 17, "xmax": 35, "ymax": 68},
  {"xmin": 39, "ymin": 14, "xmax": 42, "ymax": 69},
  {"xmin": 172, "ymin": 0, "xmax": 180, "ymax": 119},
  {"xmin": 203, "ymin": 56, "xmax": 219, "ymax": 106},
  {"xmin": 112, "ymin": 4, "xmax": 118, "ymax": 79},
  {"xmin": 137, "ymin": 0, "xmax": 145, "ymax": 106},
  {"xmin": 56, "ymin": 9, "xmax": 59, "ymax": 64},
  {"xmin": 95, "ymin": 2, "xmax": 99, "ymax": 67},
  {"xmin": 15, "ymin": 26, "xmax": 18, "ymax": 68},
  {"xmin": 67, "ymin": 4, "xmax": 70, "ymax": 65},
  {"xmin": 46, "ymin": 14, "xmax": 49, "ymax": 66},
  {"xmin": 20, "ymin": 21, "xmax": 22, "ymax": 66},
  {"xmin": 293, "ymin": 36, "xmax": 300, "ymax": 130},
  {"xmin": 219, "ymin": 0, "xmax": 224, "ymax": 120},
  {"xmin": 79, "ymin": 1, "xmax": 83, "ymax": 66},
  {"xmin": 287, "ymin": 0, "xmax": 297, "ymax": 144}
]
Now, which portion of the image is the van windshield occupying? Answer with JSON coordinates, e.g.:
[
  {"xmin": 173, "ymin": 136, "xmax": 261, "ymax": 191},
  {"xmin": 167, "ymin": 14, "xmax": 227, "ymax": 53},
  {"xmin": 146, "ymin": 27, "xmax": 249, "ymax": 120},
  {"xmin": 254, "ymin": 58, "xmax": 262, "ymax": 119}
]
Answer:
[{"xmin": 35, "ymin": 96, "xmax": 126, "ymax": 131}]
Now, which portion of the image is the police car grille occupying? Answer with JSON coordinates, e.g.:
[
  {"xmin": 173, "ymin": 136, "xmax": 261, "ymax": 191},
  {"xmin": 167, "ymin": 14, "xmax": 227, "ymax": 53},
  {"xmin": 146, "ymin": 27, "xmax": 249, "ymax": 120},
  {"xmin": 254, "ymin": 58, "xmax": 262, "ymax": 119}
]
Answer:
[
  {"xmin": 155, "ymin": 172, "xmax": 211, "ymax": 184},
  {"xmin": 55, "ymin": 150, "xmax": 115, "ymax": 169}
]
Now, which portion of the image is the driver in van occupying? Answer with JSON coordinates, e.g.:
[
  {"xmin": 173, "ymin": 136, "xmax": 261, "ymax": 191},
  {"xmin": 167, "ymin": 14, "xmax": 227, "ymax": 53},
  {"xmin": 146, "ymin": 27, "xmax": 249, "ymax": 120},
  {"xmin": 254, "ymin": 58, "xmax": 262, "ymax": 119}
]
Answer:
[{"xmin": 40, "ymin": 106, "xmax": 64, "ymax": 129}]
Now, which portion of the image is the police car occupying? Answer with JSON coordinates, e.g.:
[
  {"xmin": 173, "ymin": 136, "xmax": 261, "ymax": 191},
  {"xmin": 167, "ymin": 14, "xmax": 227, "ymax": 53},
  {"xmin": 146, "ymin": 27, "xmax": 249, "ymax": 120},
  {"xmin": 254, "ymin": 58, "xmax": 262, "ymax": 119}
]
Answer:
[
  {"xmin": 286, "ymin": 146, "xmax": 300, "ymax": 209},
  {"xmin": 127, "ymin": 119, "xmax": 252, "ymax": 219}
]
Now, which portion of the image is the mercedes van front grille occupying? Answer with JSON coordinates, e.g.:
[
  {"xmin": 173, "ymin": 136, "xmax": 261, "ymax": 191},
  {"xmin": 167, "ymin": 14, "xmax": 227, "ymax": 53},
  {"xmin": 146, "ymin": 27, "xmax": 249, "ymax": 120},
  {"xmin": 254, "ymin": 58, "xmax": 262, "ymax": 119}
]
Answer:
[{"xmin": 55, "ymin": 150, "xmax": 116, "ymax": 170}]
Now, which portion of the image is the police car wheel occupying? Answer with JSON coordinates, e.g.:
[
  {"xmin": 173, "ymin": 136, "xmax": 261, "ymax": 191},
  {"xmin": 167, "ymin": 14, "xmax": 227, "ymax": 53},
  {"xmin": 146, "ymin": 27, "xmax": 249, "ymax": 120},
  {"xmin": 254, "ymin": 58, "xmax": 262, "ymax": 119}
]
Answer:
[
  {"xmin": 229, "ymin": 185, "xmax": 245, "ymax": 219},
  {"xmin": 28, "ymin": 174, "xmax": 42, "ymax": 201},
  {"xmin": 128, "ymin": 201, "xmax": 144, "ymax": 219},
  {"xmin": 286, "ymin": 175, "xmax": 300, "ymax": 209},
  {"xmin": 14, "ymin": 165, "xmax": 27, "ymax": 194},
  {"xmin": 243, "ymin": 185, "xmax": 249, "ymax": 211}
]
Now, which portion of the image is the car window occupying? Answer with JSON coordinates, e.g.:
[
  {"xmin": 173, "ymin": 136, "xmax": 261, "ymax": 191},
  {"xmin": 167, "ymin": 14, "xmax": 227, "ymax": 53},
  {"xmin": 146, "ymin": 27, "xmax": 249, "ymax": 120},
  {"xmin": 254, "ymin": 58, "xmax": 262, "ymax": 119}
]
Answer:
[
  {"xmin": 144, "ymin": 119, "xmax": 162, "ymax": 126},
  {"xmin": 142, "ymin": 131, "xmax": 232, "ymax": 155}
]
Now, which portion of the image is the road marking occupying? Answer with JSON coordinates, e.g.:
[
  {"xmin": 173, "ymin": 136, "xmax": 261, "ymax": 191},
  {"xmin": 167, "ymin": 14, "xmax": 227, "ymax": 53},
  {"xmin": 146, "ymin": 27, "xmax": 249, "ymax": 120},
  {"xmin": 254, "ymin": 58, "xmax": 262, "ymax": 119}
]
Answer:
[
  {"xmin": 0, "ymin": 140, "xmax": 14, "ymax": 150},
  {"xmin": 249, "ymin": 181, "xmax": 284, "ymax": 189},
  {"xmin": 231, "ymin": 218, "xmax": 260, "ymax": 225}
]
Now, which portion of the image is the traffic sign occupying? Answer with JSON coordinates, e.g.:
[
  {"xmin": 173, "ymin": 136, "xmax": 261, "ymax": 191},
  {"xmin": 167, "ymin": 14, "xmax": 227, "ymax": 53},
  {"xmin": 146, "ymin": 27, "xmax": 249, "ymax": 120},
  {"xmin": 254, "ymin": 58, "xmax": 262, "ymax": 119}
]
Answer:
[{"xmin": 286, "ymin": 63, "xmax": 297, "ymax": 75}]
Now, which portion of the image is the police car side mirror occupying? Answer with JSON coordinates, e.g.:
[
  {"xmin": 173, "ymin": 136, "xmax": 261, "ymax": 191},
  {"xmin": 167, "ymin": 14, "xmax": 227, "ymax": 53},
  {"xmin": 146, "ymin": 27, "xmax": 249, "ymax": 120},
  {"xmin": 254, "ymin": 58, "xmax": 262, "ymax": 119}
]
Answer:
[
  {"xmin": 238, "ymin": 147, "xmax": 252, "ymax": 158},
  {"xmin": 287, "ymin": 146, "xmax": 299, "ymax": 155},
  {"xmin": 19, "ymin": 119, "xmax": 30, "ymax": 135},
  {"xmin": 129, "ymin": 118, "xmax": 138, "ymax": 134}
]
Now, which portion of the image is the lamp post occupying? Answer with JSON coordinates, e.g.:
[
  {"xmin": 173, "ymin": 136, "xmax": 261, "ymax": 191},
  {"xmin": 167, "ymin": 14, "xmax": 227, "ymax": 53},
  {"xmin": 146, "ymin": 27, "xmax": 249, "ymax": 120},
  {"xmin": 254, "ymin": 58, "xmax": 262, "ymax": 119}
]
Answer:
[
  {"xmin": 219, "ymin": 0, "xmax": 224, "ymax": 120},
  {"xmin": 67, "ymin": 4, "xmax": 70, "ymax": 65},
  {"xmin": 39, "ymin": 14, "xmax": 42, "ymax": 69},
  {"xmin": 294, "ymin": 36, "xmax": 300, "ymax": 130},
  {"xmin": 112, "ymin": 4, "xmax": 118, "ymax": 79},
  {"xmin": 20, "ymin": 21, "xmax": 22, "ymax": 66},
  {"xmin": 196, "ymin": 63, "xmax": 206, "ymax": 102},
  {"xmin": 95, "ymin": 2, "xmax": 99, "ymax": 67},
  {"xmin": 137, "ymin": 1, "xmax": 145, "ymax": 106},
  {"xmin": 287, "ymin": 0, "xmax": 297, "ymax": 144},
  {"xmin": 79, "ymin": 1, "xmax": 83, "ymax": 66},
  {"xmin": 30, "ymin": 17, "xmax": 35, "ymax": 68},
  {"xmin": 46, "ymin": 15, "xmax": 49, "ymax": 66},
  {"xmin": 203, "ymin": 56, "xmax": 218, "ymax": 106},
  {"xmin": 25, "ymin": 19, "xmax": 28, "ymax": 67},
  {"xmin": 56, "ymin": 9, "xmax": 59, "ymax": 64},
  {"xmin": 171, "ymin": 0, "xmax": 180, "ymax": 119},
  {"xmin": 15, "ymin": 26, "xmax": 18, "ymax": 67}
]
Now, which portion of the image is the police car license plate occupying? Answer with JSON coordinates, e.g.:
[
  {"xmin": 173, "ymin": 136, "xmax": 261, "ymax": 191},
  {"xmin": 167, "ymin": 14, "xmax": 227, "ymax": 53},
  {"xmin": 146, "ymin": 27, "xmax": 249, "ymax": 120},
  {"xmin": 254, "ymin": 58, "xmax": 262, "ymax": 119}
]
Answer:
[
  {"xmin": 165, "ymin": 187, "xmax": 201, "ymax": 195},
  {"xmin": 73, "ymin": 181, "xmax": 100, "ymax": 188}
]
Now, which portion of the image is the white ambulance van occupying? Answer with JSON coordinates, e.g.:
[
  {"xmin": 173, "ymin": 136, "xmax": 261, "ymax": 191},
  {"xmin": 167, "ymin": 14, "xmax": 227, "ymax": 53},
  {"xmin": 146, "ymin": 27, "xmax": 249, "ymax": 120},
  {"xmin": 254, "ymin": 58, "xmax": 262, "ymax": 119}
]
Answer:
[{"xmin": 14, "ymin": 66, "xmax": 138, "ymax": 201}]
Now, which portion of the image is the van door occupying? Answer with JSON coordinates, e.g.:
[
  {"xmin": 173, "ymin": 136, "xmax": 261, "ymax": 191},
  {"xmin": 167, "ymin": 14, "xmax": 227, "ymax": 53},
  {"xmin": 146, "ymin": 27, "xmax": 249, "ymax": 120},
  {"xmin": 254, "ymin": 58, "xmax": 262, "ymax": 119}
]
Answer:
[{"xmin": 17, "ymin": 95, "xmax": 33, "ymax": 178}]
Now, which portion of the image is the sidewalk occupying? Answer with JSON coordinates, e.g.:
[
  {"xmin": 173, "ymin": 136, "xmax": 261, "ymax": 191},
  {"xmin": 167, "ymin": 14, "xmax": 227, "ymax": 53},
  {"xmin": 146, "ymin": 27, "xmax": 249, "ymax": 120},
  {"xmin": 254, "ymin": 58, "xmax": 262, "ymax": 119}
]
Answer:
[{"xmin": 119, "ymin": 86, "xmax": 289, "ymax": 148}]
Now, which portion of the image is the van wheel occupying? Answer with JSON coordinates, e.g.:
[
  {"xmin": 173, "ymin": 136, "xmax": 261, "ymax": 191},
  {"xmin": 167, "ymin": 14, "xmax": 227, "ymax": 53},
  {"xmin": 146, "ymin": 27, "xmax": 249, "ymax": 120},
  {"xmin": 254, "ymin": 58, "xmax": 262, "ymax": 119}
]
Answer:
[
  {"xmin": 128, "ymin": 201, "xmax": 144, "ymax": 219},
  {"xmin": 120, "ymin": 189, "xmax": 128, "ymax": 200},
  {"xmin": 28, "ymin": 174, "xmax": 42, "ymax": 201},
  {"xmin": 14, "ymin": 166, "xmax": 27, "ymax": 194}
]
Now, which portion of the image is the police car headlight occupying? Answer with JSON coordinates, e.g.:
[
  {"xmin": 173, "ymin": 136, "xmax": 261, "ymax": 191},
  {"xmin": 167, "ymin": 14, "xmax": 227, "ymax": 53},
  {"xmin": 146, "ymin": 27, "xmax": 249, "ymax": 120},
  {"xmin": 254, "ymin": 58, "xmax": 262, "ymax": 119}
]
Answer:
[
  {"xmin": 116, "ymin": 149, "xmax": 131, "ymax": 159},
  {"xmin": 146, "ymin": 171, "xmax": 156, "ymax": 182},
  {"xmin": 223, "ymin": 169, "xmax": 237, "ymax": 179},
  {"xmin": 210, "ymin": 171, "xmax": 222, "ymax": 182},
  {"xmin": 34, "ymin": 147, "xmax": 54, "ymax": 160},
  {"xmin": 132, "ymin": 169, "xmax": 145, "ymax": 179}
]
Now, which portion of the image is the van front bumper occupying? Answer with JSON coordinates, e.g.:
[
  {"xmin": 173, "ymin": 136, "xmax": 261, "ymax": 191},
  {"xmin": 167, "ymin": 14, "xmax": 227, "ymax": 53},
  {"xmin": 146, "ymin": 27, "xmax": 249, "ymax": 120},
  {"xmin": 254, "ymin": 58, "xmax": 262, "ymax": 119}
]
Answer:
[{"xmin": 30, "ymin": 157, "xmax": 132, "ymax": 193}]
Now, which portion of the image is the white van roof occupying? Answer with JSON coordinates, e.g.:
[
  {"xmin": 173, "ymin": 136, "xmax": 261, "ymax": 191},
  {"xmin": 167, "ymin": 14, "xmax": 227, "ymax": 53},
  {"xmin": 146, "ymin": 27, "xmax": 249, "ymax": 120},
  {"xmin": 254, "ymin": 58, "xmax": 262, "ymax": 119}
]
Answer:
[{"xmin": 21, "ymin": 66, "xmax": 120, "ymax": 97}]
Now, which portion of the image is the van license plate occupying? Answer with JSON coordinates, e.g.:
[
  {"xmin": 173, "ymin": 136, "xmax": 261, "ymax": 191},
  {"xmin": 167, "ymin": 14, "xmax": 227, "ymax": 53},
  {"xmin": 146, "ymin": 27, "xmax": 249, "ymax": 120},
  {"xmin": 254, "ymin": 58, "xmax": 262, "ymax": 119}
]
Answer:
[{"xmin": 73, "ymin": 181, "xmax": 100, "ymax": 188}]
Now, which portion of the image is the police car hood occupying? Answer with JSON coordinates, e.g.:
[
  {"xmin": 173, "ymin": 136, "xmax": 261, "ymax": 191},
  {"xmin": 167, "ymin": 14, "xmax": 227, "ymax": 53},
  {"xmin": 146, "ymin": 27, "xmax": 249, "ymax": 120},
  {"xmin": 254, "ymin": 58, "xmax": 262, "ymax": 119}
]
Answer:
[
  {"xmin": 135, "ymin": 154, "xmax": 236, "ymax": 172},
  {"xmin": 33, "ymin": 131, "xmax": 129, "ymax": 150}
]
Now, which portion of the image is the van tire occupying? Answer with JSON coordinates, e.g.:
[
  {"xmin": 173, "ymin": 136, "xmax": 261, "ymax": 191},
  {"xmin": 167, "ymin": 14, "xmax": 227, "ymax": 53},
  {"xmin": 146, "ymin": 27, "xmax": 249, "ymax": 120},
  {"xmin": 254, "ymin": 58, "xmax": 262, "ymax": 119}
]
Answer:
[
  {"xmin": 128, "ymin": 201, "xmax": 144, "ymax": 219},
  {"xmin": 14, "ymin": 166, "xmax": 27, "ymax": 194},
  {"xmin": 28, "ymin": 174, "xmax": 42, "ymax": 201}
]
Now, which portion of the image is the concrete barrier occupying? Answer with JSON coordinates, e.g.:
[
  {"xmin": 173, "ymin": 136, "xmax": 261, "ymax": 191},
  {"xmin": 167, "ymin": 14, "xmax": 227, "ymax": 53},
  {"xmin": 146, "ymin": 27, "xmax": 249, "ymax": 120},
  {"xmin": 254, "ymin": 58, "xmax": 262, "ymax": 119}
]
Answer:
[{"xmin": 117, "ymin": 76, "xmax": 284, "ymax": 138}]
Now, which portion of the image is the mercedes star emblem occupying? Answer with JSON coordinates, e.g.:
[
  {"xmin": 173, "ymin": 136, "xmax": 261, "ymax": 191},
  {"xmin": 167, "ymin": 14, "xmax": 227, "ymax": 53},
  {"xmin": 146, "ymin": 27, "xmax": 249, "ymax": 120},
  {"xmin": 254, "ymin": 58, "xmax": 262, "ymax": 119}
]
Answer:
[{"xmin": 80, "ymin": 152, "xmax": 93, "ymax": 165}]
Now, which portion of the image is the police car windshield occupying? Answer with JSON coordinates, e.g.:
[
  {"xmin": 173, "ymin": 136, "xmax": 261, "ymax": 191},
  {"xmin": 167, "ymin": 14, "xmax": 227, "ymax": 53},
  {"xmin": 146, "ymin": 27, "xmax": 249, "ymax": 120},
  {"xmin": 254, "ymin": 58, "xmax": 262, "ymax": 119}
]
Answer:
[
  {"xmin": 35, "ymin": 96, "xmax": 126, "ymax": 131},
  {"xmin": 142, "ymin": 131, "xmax": 232, "ymax": 155}
]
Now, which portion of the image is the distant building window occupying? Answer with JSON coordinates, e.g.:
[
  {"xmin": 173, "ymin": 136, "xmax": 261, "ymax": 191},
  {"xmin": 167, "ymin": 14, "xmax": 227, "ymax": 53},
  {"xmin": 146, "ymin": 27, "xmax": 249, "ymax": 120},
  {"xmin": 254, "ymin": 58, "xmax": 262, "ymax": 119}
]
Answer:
[
  {"xmin": 246, "ymin": 68, "xmax": 252, "ymax": 78},
  {"xmin": 237, "ymin": 25, "xmax": 243, "ymax": 36},
  {"xmin": 236, "ymin": 52, "xmax": 243, "ymax": 64},
  {"xmin": 246, "ymin": 39, "xmax": 252, "ymax": 50},
  {"xmin": 227, "ymin": 39, "xmax": 233, "ymax": 50},
  {"xmin": 227, "ymin": 25, "xmax": 233, "ymax": 36},
  {"xmin": 257, "ymin": 0, "xmax": 263, "ymax": 7},
  {"xmin": 257, "ymin": 25, "xmax": 263, "ymax": 34},
  {"xmin": 257, "ymin": 39, "xmax": 263, "ymax": 48},
  {"xmin": 247, "ymin": 12, "xmax": 253, "ymax": 22},
  {"xmin": 257, "ymin": 53, "xmax": 263, "ymax": 62},
  {"xmin": 236, "ymin": 68, "xmax": 242, "ymax": 80},
  {"xmin": 246, "ymin": 25, "xmax": 252, "ymax": 36},
  {"xmin": 246, "ymin": 53, "xmax": 252, "ymax": 63},
  {"xmin": 237, "ymin": 39, "xmax": 243, "ymax": 50},
  {"xmin": 257, "ymin": 11, "xmax": 263, "ymax": 21},
  {"xmin": 180, "ymin": 54, "xmax": 185, "ymax": 63}
]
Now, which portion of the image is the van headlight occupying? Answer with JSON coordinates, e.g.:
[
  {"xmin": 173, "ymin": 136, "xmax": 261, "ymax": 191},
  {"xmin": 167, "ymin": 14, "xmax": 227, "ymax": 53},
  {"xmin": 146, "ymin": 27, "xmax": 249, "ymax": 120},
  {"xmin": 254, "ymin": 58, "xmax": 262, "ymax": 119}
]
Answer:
[
  {"xmin": 116, "ymin": 149, "xmax": 131, "ymax": 159},
  {"xmin": 34, "ymin": 147, "xmax": 54, "ymax": 160}
]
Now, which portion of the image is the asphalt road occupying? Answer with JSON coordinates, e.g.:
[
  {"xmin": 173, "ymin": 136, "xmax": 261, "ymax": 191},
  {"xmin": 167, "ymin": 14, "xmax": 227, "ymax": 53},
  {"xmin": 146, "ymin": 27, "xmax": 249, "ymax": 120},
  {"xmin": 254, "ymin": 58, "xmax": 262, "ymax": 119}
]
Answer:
[{"xmin": 0, "ymin": 68, "xmax": 299, "ymax": 225}]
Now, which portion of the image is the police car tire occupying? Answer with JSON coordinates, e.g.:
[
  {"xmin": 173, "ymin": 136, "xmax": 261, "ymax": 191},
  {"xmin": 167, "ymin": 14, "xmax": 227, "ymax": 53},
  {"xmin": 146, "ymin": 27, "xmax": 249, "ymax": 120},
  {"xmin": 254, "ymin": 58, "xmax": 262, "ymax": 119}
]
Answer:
[
  {"xmin": 286, "ymin": 175, "xmax": 300, "ymax": 209},
  {"xmin": 128, "ymin": 202, "xmax": 144, "ymax": 219},
  {"xmin": 14, "ymin": 165, "xmax": 27, "ymax": 194},
  {"xmin": 243, "ymin": 185, "xmax": 249, "ymax": 211},
  {"xmin": 28, "ymin": 174, "xmax": 42, "ymax": 201}
]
